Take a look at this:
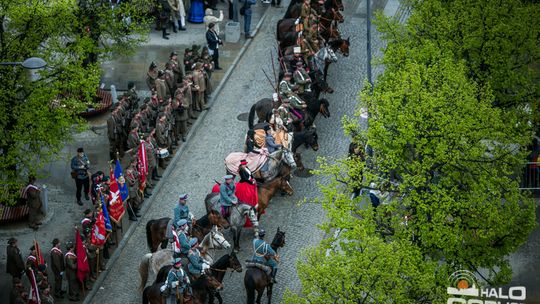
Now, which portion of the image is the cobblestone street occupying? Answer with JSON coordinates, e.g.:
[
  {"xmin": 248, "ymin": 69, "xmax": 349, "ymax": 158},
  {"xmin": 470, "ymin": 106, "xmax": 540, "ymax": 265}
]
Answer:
[{"xmin": 88, "ymin": 0, "xmax": 384, "ymax": 302}]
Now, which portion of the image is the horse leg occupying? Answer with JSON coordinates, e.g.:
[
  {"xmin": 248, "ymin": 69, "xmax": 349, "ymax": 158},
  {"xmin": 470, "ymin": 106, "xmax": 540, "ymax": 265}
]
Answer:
[
  {"xmin": 266, "ymin": 284, "xmax": 273, "ymax": 304},
  {"xmin": 256, "ymin": 288, "xmax": 264, "ymax": 304},
  {"xmin": 232, "ymin": 227, "xmax": 240, "ymax": 252},
  {"xmin": 323, "ymin": 62, "xmax": 334, "ymax": 93},
  {"xmin": 216, "ymin": 292, "xmax": 223, "ymax": 304},
  {"xmin": 160, "ymin": 239, "xmax": 168, "ymax": 250},
  {"xmin": 236, "ymin": 227, "xmax": 242, "ymax": 252}
]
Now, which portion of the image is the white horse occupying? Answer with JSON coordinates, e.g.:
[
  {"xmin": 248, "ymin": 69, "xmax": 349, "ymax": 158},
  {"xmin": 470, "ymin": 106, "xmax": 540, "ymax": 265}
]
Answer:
[{"xmin": 138, "ymin": 225, "xmax": 230, "ymax": 291}]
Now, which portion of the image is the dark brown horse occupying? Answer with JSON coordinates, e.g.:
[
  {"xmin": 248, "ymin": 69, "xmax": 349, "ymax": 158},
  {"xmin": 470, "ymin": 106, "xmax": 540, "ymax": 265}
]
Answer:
[
  {"xmin": 208, "ymin": 252, "xmax": 243, "ymax": 304},
  {"xmin": 146, "ymin": 210, "xmax": 228, "ymax": 253},
  {"xmin": 244, "ymin": 228, "xmax": 286, "ymax": 304},
  {"xmin": 143, "ymin": 265, "xmax": 223, "ymax": 304},
  {"xmin": 292, "ymin": 127, "xmax": 319, "ymax": 170}
]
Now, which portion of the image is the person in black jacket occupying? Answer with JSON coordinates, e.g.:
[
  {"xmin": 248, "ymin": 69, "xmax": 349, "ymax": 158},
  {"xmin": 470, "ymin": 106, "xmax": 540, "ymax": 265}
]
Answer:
[
  {"xmin": 205, "ymin": 23, "xmax": 223, "ymax": 70},
  {"xmin": 245, "ymin": 129, "xmax": 260, "ymax": 154},
  {"xmin": 6, "ymin": 238, "xmax": 25, "ymax": 280},
  {"xmin": 238, "ymin": 159, "xmax": 255, "ymax": 184}
]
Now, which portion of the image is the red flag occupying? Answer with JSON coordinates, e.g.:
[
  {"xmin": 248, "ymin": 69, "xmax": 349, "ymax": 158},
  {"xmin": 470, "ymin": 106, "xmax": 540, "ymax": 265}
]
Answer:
[
  {"xmin": 137, "ymin": 141, "xmax": 148, "ymax": 191},
  {"xmin": 90, "ymin": 209, "xmax": 107, "ymax": 247},
  {"xmin": 75, "ymin": 229, "xmax": 90, "ymax": 283},
  {"xmin": 108, "ymin": 166, "xmax": 126, "ymax": 223},
  {"xmin": 33, "ymin": 239, "xmax": 45, "ymax": 265},
  {"xmin": 27, "ymin": 268, "xmax": 41, "ymax": 304}
]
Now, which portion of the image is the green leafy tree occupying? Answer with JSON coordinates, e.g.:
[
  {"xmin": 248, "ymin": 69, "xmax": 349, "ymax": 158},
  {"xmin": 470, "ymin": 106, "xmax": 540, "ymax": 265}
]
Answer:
[
  {"xmin": 286, "ymin": 29, "xmax": 536, "ymax": 304},
  {"xmin": 0, "ymin": 0, "xmax": 150, "ymax": 205}
]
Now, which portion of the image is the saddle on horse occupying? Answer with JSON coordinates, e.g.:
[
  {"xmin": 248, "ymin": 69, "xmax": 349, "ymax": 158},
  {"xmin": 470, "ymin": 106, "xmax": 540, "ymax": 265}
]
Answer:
[{"xmin": 245, "ymin": 260, "xmax": 272, "ymax": 275}]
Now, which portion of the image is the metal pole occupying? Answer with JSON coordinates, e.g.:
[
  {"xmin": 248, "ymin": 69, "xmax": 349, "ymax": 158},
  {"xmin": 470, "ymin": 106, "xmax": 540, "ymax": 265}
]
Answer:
[{"xmin": 366, "ymin": 0, "xmax": 372, "ymax": 88}]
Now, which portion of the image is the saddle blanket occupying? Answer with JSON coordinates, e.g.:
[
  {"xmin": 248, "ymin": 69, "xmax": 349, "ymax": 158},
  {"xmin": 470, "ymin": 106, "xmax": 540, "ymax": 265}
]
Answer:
[
  {"xmin": 245, "ymin": 261, "xmax": 271, "ymax": 275},
  {"xmin": 225, "ymin": 151, "xmax": 269, "ymax": 175}
]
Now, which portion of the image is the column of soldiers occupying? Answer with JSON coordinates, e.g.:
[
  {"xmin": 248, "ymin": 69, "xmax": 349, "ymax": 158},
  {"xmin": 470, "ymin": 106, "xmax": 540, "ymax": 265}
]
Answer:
[{"xmin": 107, "ymin": 46, "xmax": 216, "ymax": 222}]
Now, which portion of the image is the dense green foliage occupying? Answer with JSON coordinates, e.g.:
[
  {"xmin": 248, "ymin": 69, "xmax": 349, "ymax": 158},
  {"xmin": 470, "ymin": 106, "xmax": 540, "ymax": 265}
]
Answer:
[
  {"xmin": 0, "ymin": 0, "xmax": 151, "ymax": 204},
  {"xmin": 285, "ymin": 0, "xmax": 539, "ymax": 302}
]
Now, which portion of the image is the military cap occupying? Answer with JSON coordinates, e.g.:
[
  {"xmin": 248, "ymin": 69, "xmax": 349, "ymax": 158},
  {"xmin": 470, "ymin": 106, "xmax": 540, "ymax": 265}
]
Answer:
[
  {"xmin": 12, "ymin": 278, "xmax": 22, "ymax": 285},
  {"xmin": 8, "ymin": 237, "xmax": 17, "ymax": 245},
  {"xmin": 189, "ymin": 237, "xmax": 198, "ymax": 248},
  {"xmin": 224, "ymin": 175, "xmax": 234, "ymax": 180},
  {"xmin": 296, "ymin": 61, "xmax": 303, "ymax": 66},
  {"xmin": 179, "ymin": 193, "xmax": 188, "ymax": 200},
  {"xmin": 102, "ymin": 176, "xmax": 110, "ymax": 182},
  {"xmin": 194, "ymin": 62, "xmax": 203, "ymax": 70},
  {"xmin": 52, "ymin": 238, "xmax": 60, "ymax": 246},
  {"xmin": 170, "ymin": 51, "xmax": 178, "ymax": 57},
  {"xmin": 258, "ymin": 229, "xmax": 266, "ymax": 237},
  {"xmin": 30, "ymin": 245, "xmax": 36, "ymax": 251},
  {"xmin": 282, "ymin": 98, "xmax": 291, "ymax": 103},
  {"xmin": 149, "ymin": 61, "xmax": 157, "ymax": 69},
  {"xmin": 65, "ymin": 241, "xmax": 74, "ymax": 249},
  {"xmin": 172, "ymin": 257, "xmax": 182, "ymax": 265},
  {"xmin": 284, "ymin": 72, "xmax": 293, "ymax": 77},
  {"xmin": 84, "ymin": 208, "xmax": 93, "ymax": 215},
  {"xmin": 185, "ymin": 47, "xmax": 192, "ymax": 53},
  {"xmin": 127, "ymin": 81, "xmax": 136, "ymax": 89},
  {"xmin": 77, "ymin": 147, "xmax": 84, "ymax": 153},
  {"xmin": 158, "ymin": 70, "xmax": 165, "ymax": 77},
  {"xmin": 263, "ymin": 125, "xmax": 271, "ymax": 131},
  {"xmin": 191, "ymin": 44, "xmax": 201, "ymax": 51},
  {"xmin": 177, "ymin": 219, "xmax": 188, "ymax": 227}
]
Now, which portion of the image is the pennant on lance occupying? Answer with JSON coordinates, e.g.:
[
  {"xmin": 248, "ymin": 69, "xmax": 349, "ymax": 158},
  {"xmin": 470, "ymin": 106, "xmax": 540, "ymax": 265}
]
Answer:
[
  {"xmin": 91, "ymin": 207, "xmax": 107, "ymax": 247},
  {"xmin": 137, "ymin": 141, "xmax": 148, "ymax": 191}
]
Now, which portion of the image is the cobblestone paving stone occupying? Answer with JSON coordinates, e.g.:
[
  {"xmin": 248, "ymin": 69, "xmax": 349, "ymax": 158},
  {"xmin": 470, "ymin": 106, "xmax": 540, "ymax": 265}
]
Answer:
[{"xmin": 90, "ymin": 1, "xmax": 386, "ymax": 302}]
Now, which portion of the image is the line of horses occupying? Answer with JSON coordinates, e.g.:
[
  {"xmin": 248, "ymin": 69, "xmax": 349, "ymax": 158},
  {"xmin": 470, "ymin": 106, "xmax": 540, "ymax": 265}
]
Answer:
[{"xmin": 139, "ymin": 0, "xmax": 349, "ymax": 302}]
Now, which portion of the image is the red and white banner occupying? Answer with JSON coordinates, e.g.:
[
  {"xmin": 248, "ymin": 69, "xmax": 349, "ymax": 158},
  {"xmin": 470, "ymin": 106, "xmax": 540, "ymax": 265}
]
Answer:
[
  {"xmin": 33, "ymin": 239, "xmax": 45, "ymax": 265},
  {"xmin": 171, "ymin": 229, "xmax": 181, "ymax": 254},
  {"xmin": 90, "ymin": 209, "xmax": 107, "ymax": 247},
  {"xmin": 27, "ymin": 268, "xmax": 41, "ymax": 304},
  {"xmin": 75, "ymin": 229, "xmax": 90, "ymax": 283},
  {"xmin": 108, "ymin": 166, "xmax": 126, "ymax": 223}
]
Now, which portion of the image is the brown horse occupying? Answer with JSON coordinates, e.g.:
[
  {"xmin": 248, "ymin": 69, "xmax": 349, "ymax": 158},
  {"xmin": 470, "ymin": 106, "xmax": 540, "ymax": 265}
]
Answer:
[
  {"xmin": 143, "ymin": 265, "xmax": 223, "ymax": 304},
  {"xmin": 292, "ymin": 127, "xmax": 319, "ymax": 170},
  {"xmin": 146, "ymin": 210, "xmax": 228, "ymax": 253},
  {"xmin": 244, "ymin": 228, "xmax": 286, "ymax": 304},
  {"xmin": 256, "ymin": 175, "xmax": 294, "ymax": 219}
]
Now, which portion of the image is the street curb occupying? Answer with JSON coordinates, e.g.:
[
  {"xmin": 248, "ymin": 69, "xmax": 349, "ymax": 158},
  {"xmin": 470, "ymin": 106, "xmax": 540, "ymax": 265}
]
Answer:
[
  {"xmin": 83, "ymin": 8, "xmax": 270, "ymax": 304},
  {"xmin": 0, "ymin": 207, "xmax": 55, "ymax": 237}
]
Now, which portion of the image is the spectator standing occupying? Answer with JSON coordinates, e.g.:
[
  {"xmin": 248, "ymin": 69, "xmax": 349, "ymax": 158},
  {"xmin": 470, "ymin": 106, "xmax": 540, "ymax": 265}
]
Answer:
[
  {"xmin": 205, "ymin": 23, "xmax": 223, "ymax": 70},
  {"xmin": 204, "ymin": 9, "xmax": 224, "ymax": 35},
  {"xmin": 21, "ymin": 175, "xmax": 44, "ymax": 230},
  {"xmin": 50, "ymin": 238, "xmax": 65, "ymax": 299},
  {"xmin": 242, "ymin": 0, "xmax": 257, "ymax": 39},
  {"xmin": 70, "ymin": 147, "xmax": 91, "ymax": 206},
  {"xmin": 6, "ymin": 238, "xmax": 25, "ymax": 280}
]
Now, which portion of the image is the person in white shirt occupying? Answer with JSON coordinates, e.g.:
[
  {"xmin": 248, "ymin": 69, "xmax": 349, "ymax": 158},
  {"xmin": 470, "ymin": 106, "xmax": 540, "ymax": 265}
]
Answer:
[{"xmin": 204, "ymin": 9, "xmax": 224, "ymax": 35}]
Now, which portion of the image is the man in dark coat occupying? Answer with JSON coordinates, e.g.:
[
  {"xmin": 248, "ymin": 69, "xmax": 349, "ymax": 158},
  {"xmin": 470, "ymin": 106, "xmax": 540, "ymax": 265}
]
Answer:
[
  {"xmin": 50, "ymin": 238, "xmax": 65, "ymax": 299},
  {"xmin": 6, "ymin": 238, "xmax": 25, "ymax": 280},
  {"xmin": 70, "ymin": 147, "xmax": 91, "ymax": 206},
  {"xmin": 205, "ymin": 23, "xmax": 223, "ymax": 70},
  {"xmin": 64, "ymin": 242, "xmax": 79, "ymax": 302},
  {"xmin": 22, "ymin": 175, "xmax": 43, "ymax": 229}
]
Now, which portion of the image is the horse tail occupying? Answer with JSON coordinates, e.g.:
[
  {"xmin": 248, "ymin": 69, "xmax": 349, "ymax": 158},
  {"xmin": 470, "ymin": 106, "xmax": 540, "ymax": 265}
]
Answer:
[
  {"xmin": 139, "ymin": 253, "xmax": 152, "ymax": 292},
  {"xmin": 146, "ymin": 220, "xmax": 154, "ymax": 252},
  {"xmin": 142, "ymin": 286, "xmax": 149, "ymax": 304},
  {"xmin": 248, "ymin": 102, "xmax": 257, "ymax": 129}
]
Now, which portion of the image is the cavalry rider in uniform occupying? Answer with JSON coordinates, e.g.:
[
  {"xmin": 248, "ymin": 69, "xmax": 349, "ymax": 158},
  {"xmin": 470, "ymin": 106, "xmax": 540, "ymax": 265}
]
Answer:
[
  {"xmin": 293, "ymin": 61, "xmax": 312, "ymax": 96},
  {"xmin": 279, "ymin": 73, "xmax": 307, "ymax": 120},
  {"xmin": 219, "ymin": 175, "xmax": 238, "ymax": 220},
  {"xmin": 165, "ymin": 257, "xmax": 190, "ymax": 304},
  {"xmin": 187, "ymin": 238, "xmax": 208, "ymax": 280},
  {"xmin": 251, "ymin": 229, "xmax": 279, "ymax": 283},
  {"xmin": 173, "ymin": 193, "xmax": 195, "ymax": 232},
  {"xmin": 175, "ymin": 219, "xmax": 191, "ymax": 257}
]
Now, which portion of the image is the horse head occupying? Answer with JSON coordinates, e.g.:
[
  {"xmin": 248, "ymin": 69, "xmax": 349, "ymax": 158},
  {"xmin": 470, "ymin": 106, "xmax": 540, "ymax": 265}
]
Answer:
[
  {"xmin": 319, "ymin": 98, "xmax": 330, "ymax": 118},
  {"xmin": 306, "ymin": 127, "xmax": 319, "ymax": 151},
  {"xmin": 208, "ymin": 225, "xmax": 231, "ymax": 250},
  {"xmin": 271, "ymin": 228, "xmax": 286, "ymax": 249},
  {"xmin": 209, "ymin": 209, "xmax": 230, "ymax": 229},
  {"xmin": 228, "ymin": 251, "xmax": 243, "ymax": 272},
  {"xmin": 340, "ymin": 37, "xmax": 350, "ymax": 57},
  {"xmin": 282, "ymin": 149, "xmax": 297, "ymax": 169},
  {"xmin": 204, "ymin": 274, "xmax": 224, "ymax": 291},
  {"xmin": 279, "ymin": 175, "xmax": 294, "ymax": 196}
]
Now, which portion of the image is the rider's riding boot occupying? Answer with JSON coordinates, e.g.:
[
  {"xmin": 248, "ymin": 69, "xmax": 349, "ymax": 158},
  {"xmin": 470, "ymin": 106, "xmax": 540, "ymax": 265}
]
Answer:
[{"xmin": 271, "ymin": 269, "xmax": 278, "ymax": 283}]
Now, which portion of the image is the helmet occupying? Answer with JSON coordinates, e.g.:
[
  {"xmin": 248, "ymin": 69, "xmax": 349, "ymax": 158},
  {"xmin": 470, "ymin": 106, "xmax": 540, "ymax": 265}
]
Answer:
[{"xmin": 258, "ymin": 229, "xmax": 266, "ymax": 238}]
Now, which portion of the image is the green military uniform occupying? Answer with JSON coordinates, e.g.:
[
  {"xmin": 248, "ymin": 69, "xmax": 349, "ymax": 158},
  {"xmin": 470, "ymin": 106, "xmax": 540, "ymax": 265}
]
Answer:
[
  {"xmin": 64, "ymin": 249, "xmax": 79, "ymax": 301},
  {"xmin": 192, "ymin": 64, "xmax": 207, "ymax": 111},
  {"xmin": 173, "ymin": 87, "xmax": 190, "ymax": 142},
  {"xmin": 146, "ymin": 67, "xmax": 158, "ymax": 92},
  {"xmin": 168, "ymin": 55, "xmax": 184, "ymax": 83},
  {"xmin": 279, "ymin": 79, "xmax": 306, "ymax": 110},
  {"xmin": 293, "ymin": 66, "xmax": 311, "ymax": 94},
  {"xmin": 156, "ymin": 75, "xmax": 169, "ymax": 101}
]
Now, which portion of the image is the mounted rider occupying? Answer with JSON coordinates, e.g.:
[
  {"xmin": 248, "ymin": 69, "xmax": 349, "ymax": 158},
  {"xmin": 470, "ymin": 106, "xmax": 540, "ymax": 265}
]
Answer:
[
  {"xmin": 293, "ymin": 61, "xmax": 312, "ymax": 96},
  {"xmin": 187, "ymin": 238, "xmax": 209, "ymax": 280},
  {"xmin": 251, "ymin": 229, "xmax": 278, "ymax": 283},
  {"xmin": 172, "ymin": 219, "xmax": 191, "ymax": 258},
  {"xmin": 279, "ymin": 72, "xmax": 307, "ymax": 120},
  {"xmin": 173, "ymin": 193, "xmax": 195, "ymax": 231},
  {"xmin": 219, "ymin": 175, "xmax": 238, "ymax": 220},
  {"xmin": 163, "ymin": 257, "xmax": 190, "ymax": 304},
  {"xmin": 239, "ymin": 159, "xmax": 255, "ymax": 184}
]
